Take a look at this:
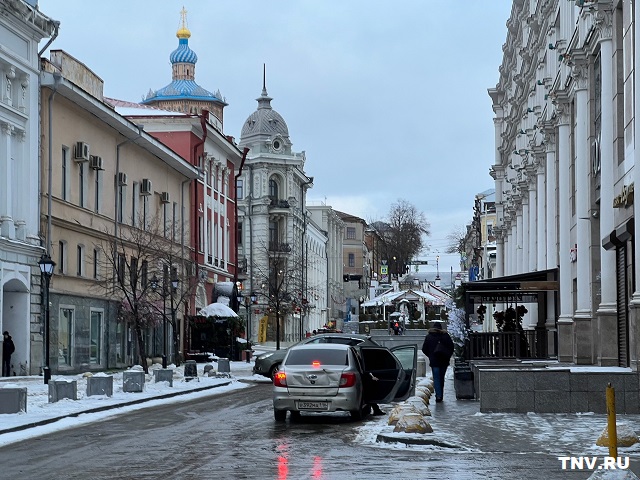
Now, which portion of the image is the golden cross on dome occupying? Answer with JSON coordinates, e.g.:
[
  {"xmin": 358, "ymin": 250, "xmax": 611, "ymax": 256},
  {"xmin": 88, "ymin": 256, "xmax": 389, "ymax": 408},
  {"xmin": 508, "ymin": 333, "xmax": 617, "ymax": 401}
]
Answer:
[{"xmin": 180, "ymin": 6, "xmax": 188, "ymax": 29}]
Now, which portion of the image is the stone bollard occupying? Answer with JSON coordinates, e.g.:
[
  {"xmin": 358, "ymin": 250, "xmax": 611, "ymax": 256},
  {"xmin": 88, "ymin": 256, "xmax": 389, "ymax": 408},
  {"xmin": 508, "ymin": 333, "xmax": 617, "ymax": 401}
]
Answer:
[
  {"xmin": 184, "ymin": 360, "xmax": 198, "ymax": 381},
  {"xmin": 0, "ymin": 387, "xmax": 27, "ymax": 413},
  {"xmin": 86, "ymin": 375, "xmax": 113, "ymax": 397},
  {"xmin": 217, "ymin": 358, "xmax": 230, "ymax": 374},
  {"xmin": 123, "ymin": 370, "xmax": 145, "ymax": 393},
  {"xmin": 153, "ymin": 368, "xmax": 173, "ymax": 387},
  {"xmin": 48, "ymin": 379, "xmax": 78, "ymax": 403}
]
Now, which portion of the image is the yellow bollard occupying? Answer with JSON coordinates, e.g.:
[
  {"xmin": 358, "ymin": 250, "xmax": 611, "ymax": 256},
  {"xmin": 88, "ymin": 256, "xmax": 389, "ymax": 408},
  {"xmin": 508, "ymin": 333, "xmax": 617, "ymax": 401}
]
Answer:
[{"xmin": 606, "ymin": 382, "xmax": 618, "ymax": 459}]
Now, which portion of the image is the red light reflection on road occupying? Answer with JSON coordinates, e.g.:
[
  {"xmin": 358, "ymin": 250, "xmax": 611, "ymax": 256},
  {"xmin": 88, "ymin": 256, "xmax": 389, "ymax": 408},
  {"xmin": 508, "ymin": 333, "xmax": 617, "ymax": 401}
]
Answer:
[
  {"xmin": 311, "ymin": 456, "xmax": 323, "ymax": 478},
  {"xmin": 276, "ymin": 442, "xmax": 289, "ymax": 479}
]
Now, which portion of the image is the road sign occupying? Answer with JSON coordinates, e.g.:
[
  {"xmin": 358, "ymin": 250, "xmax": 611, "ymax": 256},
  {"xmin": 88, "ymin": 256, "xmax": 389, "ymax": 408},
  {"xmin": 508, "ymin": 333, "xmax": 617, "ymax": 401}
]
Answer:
[
  {"xmin": 409, "ymin": 260, "xmax": 429, "ymax": 265},
  {"xmin": 381, "ymin": 259, "xmax": 388, "ymax": 265},
  {"xmin": 380, "ymin": 265, "xmax": 388, "ymax": 275}
]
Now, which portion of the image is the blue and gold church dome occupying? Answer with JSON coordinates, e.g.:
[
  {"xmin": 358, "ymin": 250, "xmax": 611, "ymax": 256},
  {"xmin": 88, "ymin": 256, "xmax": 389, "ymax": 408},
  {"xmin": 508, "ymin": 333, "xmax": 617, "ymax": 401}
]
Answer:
[
  {"xmin": 170, "ymin": 23, "xmax": 198, "ymax": 64},
  {"xmin": 142, "ymin": 7, "xmax": 225, "ymax": 109}
]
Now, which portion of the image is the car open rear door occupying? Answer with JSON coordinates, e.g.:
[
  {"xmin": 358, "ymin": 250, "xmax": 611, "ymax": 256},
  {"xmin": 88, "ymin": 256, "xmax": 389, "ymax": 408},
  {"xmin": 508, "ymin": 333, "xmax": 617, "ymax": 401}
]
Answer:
[
  {"xmin": 389, "ymin": 344, "xmax": 417, "ymax": 402},
  {"xmin": 358, "ymin": 346, "xmax": 405, "ymax": 405}
]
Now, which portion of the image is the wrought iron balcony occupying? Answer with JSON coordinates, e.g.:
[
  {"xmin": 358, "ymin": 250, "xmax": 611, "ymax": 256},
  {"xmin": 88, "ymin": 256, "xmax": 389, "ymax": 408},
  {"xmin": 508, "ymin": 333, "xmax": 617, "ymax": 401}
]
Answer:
[
  {"xmin": 269, "ymin": 242, "xmax": 291, "ymax": 252},
  {"xmin": 269, "ymin": 198, "xmax": 290, "ymax": 209}
]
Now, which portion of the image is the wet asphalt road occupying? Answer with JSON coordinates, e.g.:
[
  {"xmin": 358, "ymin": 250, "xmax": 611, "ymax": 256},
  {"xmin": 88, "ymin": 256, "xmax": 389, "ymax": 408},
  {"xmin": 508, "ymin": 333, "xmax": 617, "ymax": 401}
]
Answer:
[{"xmin": 0, "ymin": 382, "xmax": 629, "ymax": 479}]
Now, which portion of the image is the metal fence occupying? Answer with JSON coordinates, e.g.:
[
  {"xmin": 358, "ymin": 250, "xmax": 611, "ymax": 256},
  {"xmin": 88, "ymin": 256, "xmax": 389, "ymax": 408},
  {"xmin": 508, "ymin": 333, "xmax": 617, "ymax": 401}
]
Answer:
[{"xmin": 467, "ymin": 329, "xmax": 554, "ymax": 360}]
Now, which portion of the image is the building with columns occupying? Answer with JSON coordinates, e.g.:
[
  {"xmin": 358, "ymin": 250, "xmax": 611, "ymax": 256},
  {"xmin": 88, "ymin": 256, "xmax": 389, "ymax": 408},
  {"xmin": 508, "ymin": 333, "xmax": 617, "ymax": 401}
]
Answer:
[
  {"xmin": 0, "ymin": 1, "xmax": 56, "ymax": 375},
  {"xmin": 489, "ymin": 0, "xmax": 639, "ymax": 369}
]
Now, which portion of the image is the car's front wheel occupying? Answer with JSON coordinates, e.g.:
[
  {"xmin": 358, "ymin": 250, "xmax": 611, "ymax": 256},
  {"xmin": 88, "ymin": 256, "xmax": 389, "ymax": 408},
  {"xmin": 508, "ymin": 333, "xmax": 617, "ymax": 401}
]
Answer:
[{"xmin": 274, "ymin": 409, "xmax": 287, "ymax": 422}]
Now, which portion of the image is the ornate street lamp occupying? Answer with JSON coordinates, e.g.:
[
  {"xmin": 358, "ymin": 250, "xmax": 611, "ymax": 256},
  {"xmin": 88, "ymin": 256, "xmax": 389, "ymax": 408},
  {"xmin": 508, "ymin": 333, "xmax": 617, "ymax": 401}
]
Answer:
[{"xmin": 38, "ymin": 254, "xmax": 56, "ymax": 384}]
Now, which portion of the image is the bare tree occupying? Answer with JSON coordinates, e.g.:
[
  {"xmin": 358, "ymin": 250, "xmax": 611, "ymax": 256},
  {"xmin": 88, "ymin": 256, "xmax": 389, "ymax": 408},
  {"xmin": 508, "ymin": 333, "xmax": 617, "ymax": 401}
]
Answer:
[
  {"xmin": 371, "ymin": 199, "xmax": 430, "ymax": 275},
  {"xmin": 445, "ymin": 224, "xmax": 467, "ymax": 256},
  {"xmin": 250, "ymin": 240, "xmax": 305, "ymax": 350},
  {"xmin": 94, "ymin": 216, "xmax": 196, "ymax": 372}
]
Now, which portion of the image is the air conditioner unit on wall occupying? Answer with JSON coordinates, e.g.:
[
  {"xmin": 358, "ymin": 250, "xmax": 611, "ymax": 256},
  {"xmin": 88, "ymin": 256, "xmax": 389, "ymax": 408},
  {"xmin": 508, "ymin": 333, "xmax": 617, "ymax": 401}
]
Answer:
[
  {"xmin": 75, "ymin": 141, "xmax": 90, "ymax": 161},
  {"xmin": 89, "ymin": 155, "xmax": 103, "ymax": 170},
  {"xmin": 160, "ymin": 191, "xmax": 170, "ymax": 203},
  {"xmin": 141, "ymin": 179, "xmax": 152, "ymax": 195},
  {"xmin": 117, "ymin": 172, "xmax": 128, "ymax": 186}
]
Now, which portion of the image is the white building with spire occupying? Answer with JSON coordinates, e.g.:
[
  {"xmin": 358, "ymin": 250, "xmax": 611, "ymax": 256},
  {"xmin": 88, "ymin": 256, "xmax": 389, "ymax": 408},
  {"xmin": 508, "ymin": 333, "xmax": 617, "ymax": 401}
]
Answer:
[{"xmin": 237, "ymin": 72, "xmax": 331, "ymax": 343}]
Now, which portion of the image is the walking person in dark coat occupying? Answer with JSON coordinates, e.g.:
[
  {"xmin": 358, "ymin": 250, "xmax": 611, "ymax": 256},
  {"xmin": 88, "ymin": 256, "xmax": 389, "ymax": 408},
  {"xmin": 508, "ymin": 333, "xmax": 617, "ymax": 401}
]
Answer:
[
  {"xmin": 421, "ymin": 322, "xmax": 454, "ymax": 402},
  {"xmin": 3, "ymin": 331, "xmax": 15, "ymax": 377}
]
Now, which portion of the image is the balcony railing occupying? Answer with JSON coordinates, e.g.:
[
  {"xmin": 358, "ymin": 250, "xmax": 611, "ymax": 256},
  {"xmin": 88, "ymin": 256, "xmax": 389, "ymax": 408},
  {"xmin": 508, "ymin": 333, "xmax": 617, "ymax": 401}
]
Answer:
[
  {"xmin": 269, "ymin": 198, "xmax": 290, "ymax": 209},
  {"xmin": 269, "ymin": 242, "xmax": 291, "ymax": 252},
  {"xmin": 467, "ymin": 329, "xmax": 554, "ymax": 360}
]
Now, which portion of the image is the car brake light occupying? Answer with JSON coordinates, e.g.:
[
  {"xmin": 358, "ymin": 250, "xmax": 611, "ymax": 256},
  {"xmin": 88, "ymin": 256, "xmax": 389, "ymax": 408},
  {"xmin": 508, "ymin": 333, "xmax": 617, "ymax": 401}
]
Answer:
[
  {"xmin": 274, "ymin": 371, "xmax": 287, "ymax": 387},
  {"xmin": 339, "ymin": 372, "xmax": 356, "ymax": 388},
  {"xmin": 312, "ymin": 361, "xmax": 321, "ymax": 368}
]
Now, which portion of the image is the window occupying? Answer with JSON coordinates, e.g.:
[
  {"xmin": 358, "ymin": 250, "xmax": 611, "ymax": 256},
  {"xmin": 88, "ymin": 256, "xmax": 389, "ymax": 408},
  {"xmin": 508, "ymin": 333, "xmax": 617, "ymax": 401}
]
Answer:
[
  {"xmin": 131, "ymin": 182, "xmax": 138, "ymax": 227},
  {"xmin": 346, "ymin": 227, "xmax": 356, "ymax": 240},
  {"xmin": 236, "ymin": 179, "xmax": 243, "ymax": 200},
  {"xmin": 269, "ymin": 179, "xmax": 278, "ymax": 200},
  {"xmin": 172, "ymin": 202, "xmax": 178, "ymax": 242},
  {"xmin": 59, "ymin": 307, "xmax": 74, "ymax": 366},
  {"xmin": 94, "ymin": 169, "xmax": 101, "ymax": 213},
  {"xmin": 117, "ymin": 253, "xmax": 125, "ymax": 285},
  {"xmin": 90, "ymin": 310, "xmax": 102, "ymax": 365},
  {"xmin": 141, "ymin": 260, "xmax": 148, "ymax": 289},
  {"xmin": 117, "ymin": 185, "xmax": 125, "ymax": 223},
  {"xmin": 78, "ymin": 163, "xmax": 85, "ymax": 207},
  {"xmin": 58, "ymin": 240, "xmax": 66, "ymax": 274},
  {"xmin": 487, "ymin": 223, "xmax": 493, "ymax": 238},
  {"xmin": 76, "ymin": 245, "xmax": 84, "ymax": 276},
  {"xmin": 238, "ymin": 221, "xmax": 243, "ymax": 246},
  {"xmin": 142, "ymin": 195, "xmax": 148, "ymax": 230},
  {"xmin": 348, "ymin": 253, "xmax": 355, "ymax": 267},
  {"xmin": 93, "ymin": 249, "xmax": 99, "ymax": 279},
  {"xmin": 61, "ymin": 146, "xmax": 69, "ymax": 201},
  {"xmin": 269, "ymin": 221, "xmax": 278, "ymax": 244}
]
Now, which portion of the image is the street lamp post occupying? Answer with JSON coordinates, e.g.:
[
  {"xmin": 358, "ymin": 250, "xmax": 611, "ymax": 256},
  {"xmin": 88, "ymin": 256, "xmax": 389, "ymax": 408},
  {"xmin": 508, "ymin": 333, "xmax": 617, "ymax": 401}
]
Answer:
[
  {"xmin": 38, "ymin": 254, "xmax": 56, "ymax": 384},
  {"xmin": 169, "ymin": 275, "xmax": 179, "ymax": 369}
]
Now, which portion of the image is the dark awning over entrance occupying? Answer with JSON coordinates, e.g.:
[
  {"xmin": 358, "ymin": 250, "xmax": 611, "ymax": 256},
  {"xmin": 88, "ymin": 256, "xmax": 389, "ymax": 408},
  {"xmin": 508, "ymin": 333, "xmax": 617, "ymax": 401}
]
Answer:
[{"xmin": 463, "ymin": 268, "xmax": 559, "ymax": 304}]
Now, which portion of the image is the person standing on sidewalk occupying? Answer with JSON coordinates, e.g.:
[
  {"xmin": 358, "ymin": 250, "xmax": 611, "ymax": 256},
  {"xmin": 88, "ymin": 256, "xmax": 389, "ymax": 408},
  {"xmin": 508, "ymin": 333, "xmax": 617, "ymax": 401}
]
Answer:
[
  {"xmin": 3, "ymin": 331, "xmax": 15, "ymax": 377},
  {"xmin": 421, "ymin": 322, "xmax": 454, "ymax": 402}
]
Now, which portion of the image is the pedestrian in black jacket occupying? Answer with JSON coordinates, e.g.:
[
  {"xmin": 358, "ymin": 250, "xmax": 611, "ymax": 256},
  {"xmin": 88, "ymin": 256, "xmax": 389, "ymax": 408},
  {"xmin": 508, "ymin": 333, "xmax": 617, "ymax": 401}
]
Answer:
[
  {"xmin": 421, "ymin": 322, "xmax": 454, "ymax": 402},
  {"xmin": 3, "ymin": 331, "xmax": 15, "ymax": 377}
]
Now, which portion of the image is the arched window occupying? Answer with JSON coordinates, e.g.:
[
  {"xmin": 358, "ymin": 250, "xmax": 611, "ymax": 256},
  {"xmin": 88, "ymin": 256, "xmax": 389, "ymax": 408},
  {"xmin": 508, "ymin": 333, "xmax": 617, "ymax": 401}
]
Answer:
[{"xmin": 269, "ymin": 178, "xmax": 279, "ymax": 200}]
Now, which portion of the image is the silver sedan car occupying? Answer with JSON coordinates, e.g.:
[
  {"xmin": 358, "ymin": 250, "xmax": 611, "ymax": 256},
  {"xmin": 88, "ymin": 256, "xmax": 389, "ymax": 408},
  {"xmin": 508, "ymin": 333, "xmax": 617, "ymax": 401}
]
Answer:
[{"xmin": 272, "ymin": 342, "xmax": 417, "ymax": 421}]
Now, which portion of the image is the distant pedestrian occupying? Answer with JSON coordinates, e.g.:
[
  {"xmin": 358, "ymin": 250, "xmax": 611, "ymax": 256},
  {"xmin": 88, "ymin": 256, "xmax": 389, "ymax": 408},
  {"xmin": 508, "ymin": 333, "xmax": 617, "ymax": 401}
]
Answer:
[
  {"xmin": 421, "ymin": 322, "xmax": 454, "ymax": 402},
  {"xmin": 3, "ymin": 331, "xmax": 15, "ymax": 377}
]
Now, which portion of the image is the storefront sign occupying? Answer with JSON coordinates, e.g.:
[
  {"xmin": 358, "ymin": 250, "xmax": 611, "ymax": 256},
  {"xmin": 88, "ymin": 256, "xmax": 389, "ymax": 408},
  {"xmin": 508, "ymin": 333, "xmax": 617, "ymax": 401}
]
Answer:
[{"xmin": 613, "ymin": 183, "xmax": 634, "ymax": 208}]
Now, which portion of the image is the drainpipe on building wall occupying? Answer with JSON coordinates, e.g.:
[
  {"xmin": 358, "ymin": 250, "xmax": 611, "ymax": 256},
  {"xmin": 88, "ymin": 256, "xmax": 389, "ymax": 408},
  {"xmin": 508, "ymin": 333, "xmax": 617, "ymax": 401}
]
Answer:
[
  {"xmin": 233, "ymin": 147, "xmax": 250, "ymax": 293},
  {"xmin": 38, "ymin": 21, "xmax": 60, "ymax": 58},
  {"xmin": 114, "ymin": 126, "xmax": 143, "ymax": 242},
  {"xmin": 192, "ymin": 111, "xmax": 208, "ymax": 290},
  {"xmin": 299, "ymin": 175, "xmax": 314, "ymax": 340},
  {"xmin": 45, "ymin": 71, "xmax": 62, "ymax": 255}
]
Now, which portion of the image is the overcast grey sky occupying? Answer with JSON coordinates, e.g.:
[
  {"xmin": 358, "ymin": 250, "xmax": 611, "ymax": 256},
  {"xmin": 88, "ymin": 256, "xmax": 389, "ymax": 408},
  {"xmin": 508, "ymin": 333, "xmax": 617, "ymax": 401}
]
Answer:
[{"xmin": 37, "ymin": 1, "xmax": 512, "ymax": 274}]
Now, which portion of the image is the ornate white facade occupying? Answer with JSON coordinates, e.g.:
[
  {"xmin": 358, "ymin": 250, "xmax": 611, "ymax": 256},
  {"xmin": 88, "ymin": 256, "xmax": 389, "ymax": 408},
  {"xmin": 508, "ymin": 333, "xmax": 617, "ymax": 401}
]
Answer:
[
  {"xmin": 490, "ymin": 0, "xmax": 640, "ymax": 368},
  {"xmin": 0, "ymin": 1, "xmax": 56, "ymax": 375},
  {"xmin": 238, "ymin": 80, "xmax": 318, "ymax": 343}
]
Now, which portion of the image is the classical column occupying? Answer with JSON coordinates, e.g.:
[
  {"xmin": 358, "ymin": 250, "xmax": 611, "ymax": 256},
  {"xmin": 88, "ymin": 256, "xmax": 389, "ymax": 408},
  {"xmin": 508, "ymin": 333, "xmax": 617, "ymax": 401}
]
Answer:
[
  {"xmin": 630, "ymin": 0, "xmax": 640, "ymax": 372},
  {"xmin": 555, "ymin": 99, "xmax": 574, "ymax": 362},
  {"xmin": 516, "ymin": 204, "xmax": 524, "ymax": 274},
  {"xmin": 533, "ymin": 157, "xmax": 545, "ymax": 271},
  {"xmin": 528, "ymin": 173, "xmax": 538, "ymax": 271},
  {"xmin": 594, "ymin": 8, "xmax": 618, "ymax": 366},
  {"xmin": 544, "ymin": 128, "xmax": 558, "ymax": 269},
  {"xmin": 0, "ymin": 123, "xmax": 14, "ymax": 239},
  {"xmin": 573, "ymin": 61, "xmax": 594, "ymax": 364},
  {"xmin": 521, "ymin": 184, "xmax": 530, "ymax": 273}
]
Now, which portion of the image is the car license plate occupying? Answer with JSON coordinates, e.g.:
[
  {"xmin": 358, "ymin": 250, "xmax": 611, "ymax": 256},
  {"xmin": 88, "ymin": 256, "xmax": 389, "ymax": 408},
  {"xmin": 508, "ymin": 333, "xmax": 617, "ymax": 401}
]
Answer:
[{"xmin": 297, "ymin": 401, "xmax": 328, "ymax": 410}]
